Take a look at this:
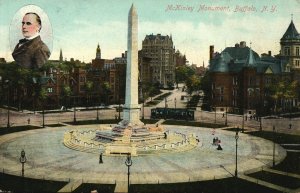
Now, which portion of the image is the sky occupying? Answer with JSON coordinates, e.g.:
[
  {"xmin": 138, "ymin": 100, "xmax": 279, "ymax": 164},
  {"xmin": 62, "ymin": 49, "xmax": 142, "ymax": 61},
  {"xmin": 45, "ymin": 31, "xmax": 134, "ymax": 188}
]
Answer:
[{"xmin": 0, "ymin": 0, "xmax": 300, "ymax": 66}]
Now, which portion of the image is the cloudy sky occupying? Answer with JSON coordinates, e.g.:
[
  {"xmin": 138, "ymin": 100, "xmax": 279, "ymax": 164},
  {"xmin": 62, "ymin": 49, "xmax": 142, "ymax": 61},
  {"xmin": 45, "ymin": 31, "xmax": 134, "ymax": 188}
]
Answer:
[{"xmin": 0, "ymin": 0, "xmax": 299, "ymax": 66}]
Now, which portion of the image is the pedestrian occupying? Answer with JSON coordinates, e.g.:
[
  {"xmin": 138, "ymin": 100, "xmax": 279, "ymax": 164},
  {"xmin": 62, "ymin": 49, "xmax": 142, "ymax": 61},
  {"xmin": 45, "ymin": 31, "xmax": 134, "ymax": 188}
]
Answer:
[
  {"xmin": 99, "ymin": 153, "xmax": 103, "ymax": 164},
  {"xmin": 27, "ymin": 118, "xmax": 30, "ymax": 125},
  {"xmin": 222, "ymin": 113, "xmax": 225, "ymax": 118},
  {"xmin": 217, "ymin": 144, "xmax": 223, "ymax": 150},
  {"xmin": 289, "ymin": 123, "xmax": 292, "ymax": 129}
]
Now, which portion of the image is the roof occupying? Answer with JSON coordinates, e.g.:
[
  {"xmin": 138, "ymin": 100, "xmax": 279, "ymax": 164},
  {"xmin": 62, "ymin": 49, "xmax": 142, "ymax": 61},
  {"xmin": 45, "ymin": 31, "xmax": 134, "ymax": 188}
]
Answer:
[
  {"xmin": 223, "ymin": 46, "xmax": 259, "ymax": 61},
  {"xmin": 209, "ymin": 52, "xmax": 231, "ymax": 72},
  {"xmin": 209, "ymin": 44, "xmax": 285, "ymax": 74},
  {"xmin": 281, "ymin": 20, "xmax": 300, "ymax": 40},
  {"xmin": 143, "ymin": 34, "xmax": 172, "ymax": 42},
  {"xmin": 245, "ymin": 47, "xmax": 256, "ymax": 67}
]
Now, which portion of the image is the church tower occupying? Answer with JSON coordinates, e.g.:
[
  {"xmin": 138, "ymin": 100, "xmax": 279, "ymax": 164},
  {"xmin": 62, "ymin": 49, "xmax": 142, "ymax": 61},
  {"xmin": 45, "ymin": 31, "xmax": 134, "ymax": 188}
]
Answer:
[
  {"xmin": 280, "ymin": 16, "xmax": 300, "ymax": 70},
  {"xmin": 96, "ymin": 43, "xmax": 101, "ymax": 59},
  {"xmin": 59, "ymin": 48, "xmax": 63, "ymax": 62}
]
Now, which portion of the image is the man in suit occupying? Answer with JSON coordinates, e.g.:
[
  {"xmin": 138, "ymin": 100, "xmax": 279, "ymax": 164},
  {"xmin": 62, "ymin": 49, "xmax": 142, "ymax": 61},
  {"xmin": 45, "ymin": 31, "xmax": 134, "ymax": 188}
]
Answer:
[{"xmin": 12, "ymin": 12, "xmax": 50, "ymax": 69}]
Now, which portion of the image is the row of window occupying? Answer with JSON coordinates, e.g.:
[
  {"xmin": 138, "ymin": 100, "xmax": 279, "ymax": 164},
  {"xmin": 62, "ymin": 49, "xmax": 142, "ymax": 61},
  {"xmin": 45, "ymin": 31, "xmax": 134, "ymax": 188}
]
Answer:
[{"xmin": 284, "ymin": 46, "xmax": 300, "ymax": 56}]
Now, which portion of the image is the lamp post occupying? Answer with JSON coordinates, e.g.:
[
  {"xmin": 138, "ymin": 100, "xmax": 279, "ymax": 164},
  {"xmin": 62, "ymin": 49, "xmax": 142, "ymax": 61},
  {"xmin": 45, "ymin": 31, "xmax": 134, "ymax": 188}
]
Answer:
[
  {"xmin": 225, "ymin": 106, "xmax": 228, "ymax": 126},
  {"xmin": 142, "ymin": 97, "xmax": 145, "ymax": 120},
  {"xmin": 174, "ymin": 98, "xmax": 177, "ymax": 109},
  {"xmin": 6, "ymin": 80, "xmax": 10, "ymax": 128},
  {"xmin": 73, "ymin": 97, "xmax": 77, "ymax": 123},
  {"xmin": 125, "ymin": 154, "xmax": 132, "ymax": 193},
  {"xmin": 235, "ymin": 128, "xmax": 239, "ymax": 177},
  {"xmin": 259, "ymin": 117, "xmax": 262, "ymax": 131},
  {"xmin": 214, "ymin": 106, "xmax": 217, "ymax": 124},
  {"xmin": 242, "ymin": 111, "xmax": 245, "ymax": 133},
  {"xmin": 96, "ymin": 96, "xmax": 99, "ymax": 121},
  {"xmin": 273, "ymin": 125, "xmax": 276, "ymax": 167},
  {"xmin": 19, "ymin": 149, "xmax": 27, "ymax": 177}
]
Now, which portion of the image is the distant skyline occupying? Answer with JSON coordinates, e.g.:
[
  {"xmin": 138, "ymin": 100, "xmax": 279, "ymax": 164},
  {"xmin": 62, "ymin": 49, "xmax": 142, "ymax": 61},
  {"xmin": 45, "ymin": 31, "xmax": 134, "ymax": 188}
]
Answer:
[{"xmin": 0, "ymin": 0, "xmax": 300, "ymax": 66}]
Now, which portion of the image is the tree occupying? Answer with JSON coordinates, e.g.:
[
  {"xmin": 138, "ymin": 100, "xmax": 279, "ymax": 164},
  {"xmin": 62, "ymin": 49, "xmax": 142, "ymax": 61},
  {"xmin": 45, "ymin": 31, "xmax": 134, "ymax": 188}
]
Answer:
[
  {"xmin": 175, "ymin": 65, "xmax": 195, "ymax": 86},
  {"xmin": 269, "ymin": 79, "xmax": 298, "ymax": 114},
  {"xmin": 61, "ymin": 85, "xmax": 72, "ymax": 109},
  {"xmin": 185, "ymin": 74, "xmax": 201, "ymax": 95},
  {"xmin": 38, "ymin": 87, "xmax": 48, "ymax": 127},
  {"xmin": 102, "ymin": 81, "xmax": 111, "ymax": 105},
  {"xmin": 85, "ymin": 81, "xmax": 93, "ymax": 106}
]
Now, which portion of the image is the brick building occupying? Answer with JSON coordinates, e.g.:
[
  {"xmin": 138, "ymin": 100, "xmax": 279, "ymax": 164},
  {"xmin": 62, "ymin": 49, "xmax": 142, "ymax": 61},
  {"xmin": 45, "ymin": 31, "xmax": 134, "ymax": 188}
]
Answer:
[{"xmin": 208, "ymin": 19, "xmax": 300, "ymax": 115}]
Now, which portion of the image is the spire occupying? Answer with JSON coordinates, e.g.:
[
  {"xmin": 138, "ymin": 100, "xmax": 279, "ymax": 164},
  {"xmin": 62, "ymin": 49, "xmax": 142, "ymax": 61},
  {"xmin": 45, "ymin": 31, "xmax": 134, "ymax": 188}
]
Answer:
[
  {"xmin": 59, "ymin": 48, "xmax": 63, "ymax": 62},
  {"xmin": 281, "ymin": 18, "xmax": 300, "ymax": 40},
  {"xmin": 245, "ymin": 42, "xmax": 256, "ymax": 67},
  {"xmin": 96, "ymin": 43, "xmax": 101, "ymax": 59}
]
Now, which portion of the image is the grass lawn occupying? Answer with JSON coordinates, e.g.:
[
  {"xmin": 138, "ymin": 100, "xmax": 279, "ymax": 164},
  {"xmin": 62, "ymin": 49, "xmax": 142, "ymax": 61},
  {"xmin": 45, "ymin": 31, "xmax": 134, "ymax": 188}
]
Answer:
[
  {"xmin": 130, "ymin": 177, "xmax": 282, "ymax": 193},
  {"xmin": 0, "ymin": 172, "xmax": 67, "ymax": 193},
  {"xmin": 247, "ymin": 170, "xmax": 300, "ymax": 189},
  {"xmin": 245, "ymin": 131, "xmax": 300, "ymax": 175},
  {"xmin": 73, "ymin": 183, "xmax": 115, "ymax": 193},
  {"xmin": 65, "ymin": 119, "xmax": 120, "ymax": 125},
  {"xmin": 0, "ymin": 125, "xmax": 42, "ymax": 136},
  {"xmin": 162, "ymin": 120, "xmax": 225, "ymax": 128}
]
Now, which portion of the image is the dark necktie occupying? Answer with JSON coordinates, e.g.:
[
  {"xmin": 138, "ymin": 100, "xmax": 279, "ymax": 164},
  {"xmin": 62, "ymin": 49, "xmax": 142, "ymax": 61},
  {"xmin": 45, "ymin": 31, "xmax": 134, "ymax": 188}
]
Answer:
[{"xmin": 19, "ymin": 38, "xmax": 29, "ymax": 44}]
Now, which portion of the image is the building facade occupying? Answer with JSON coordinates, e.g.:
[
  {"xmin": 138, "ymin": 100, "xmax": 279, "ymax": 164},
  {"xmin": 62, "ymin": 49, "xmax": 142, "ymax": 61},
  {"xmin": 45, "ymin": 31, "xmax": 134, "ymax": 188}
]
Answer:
[{"xmin": 141, "ymin": 34, "xmax": 175, "ymax": 88}]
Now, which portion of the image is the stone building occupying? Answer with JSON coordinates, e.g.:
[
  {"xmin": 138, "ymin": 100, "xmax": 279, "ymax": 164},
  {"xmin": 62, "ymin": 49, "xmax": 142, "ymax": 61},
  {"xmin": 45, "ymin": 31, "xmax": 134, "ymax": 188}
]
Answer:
[{"xmin": 141, "ymin": 34, "xmax": 175, "ymax": 88}]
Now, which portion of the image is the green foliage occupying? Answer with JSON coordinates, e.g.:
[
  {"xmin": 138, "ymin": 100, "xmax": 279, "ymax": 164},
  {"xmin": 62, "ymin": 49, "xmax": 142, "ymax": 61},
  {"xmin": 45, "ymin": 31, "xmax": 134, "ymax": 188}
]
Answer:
[
  {"xmin": 62, "ymin": 85, "xmax": 72, "ymax": 97},
  {"xmin": 185, "ymin": 74, "xmax": 201, "ymax": 95},
  {"xmin": 85, "ymin": 81, "xmax": 93, "ymax": 94},
  {"xmin": 268, "ymin": 79, "xmax": 298, "ymax": 113},
  {"xmin": 175, "ymin": 65, "xmax": 195, "ymax": 83}
]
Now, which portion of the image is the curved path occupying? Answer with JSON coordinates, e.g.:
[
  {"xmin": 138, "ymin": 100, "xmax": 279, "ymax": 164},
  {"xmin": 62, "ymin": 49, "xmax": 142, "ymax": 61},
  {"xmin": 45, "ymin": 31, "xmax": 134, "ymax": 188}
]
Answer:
[{"xmin": 0, "ymin": 125, "xmax": 286, "ymax": 187}]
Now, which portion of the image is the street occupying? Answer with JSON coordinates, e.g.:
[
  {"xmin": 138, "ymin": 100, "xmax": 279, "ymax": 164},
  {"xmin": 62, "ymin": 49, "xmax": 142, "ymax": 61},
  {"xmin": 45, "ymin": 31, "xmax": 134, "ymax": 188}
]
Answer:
[{"xmin": 1, "ymin": 85, "xmax": 299, "ymax": 135}]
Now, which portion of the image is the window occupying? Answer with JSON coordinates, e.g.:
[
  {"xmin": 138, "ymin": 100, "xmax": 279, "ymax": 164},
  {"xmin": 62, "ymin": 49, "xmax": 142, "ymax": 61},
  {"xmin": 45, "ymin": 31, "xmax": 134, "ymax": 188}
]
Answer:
[
  {"xmin": 296, "ymin": 60, "xmax": 300, "ymax": 67},
  {"xmin": 220, "ymin": 96, "xmax": 224, "ymax": 102},
  {"xmin": 220, "ymin": 87, "xmax": 224, "ymax": 94},
  {"xmin": 284, "ymin": 47, "xmax": 290, "ymax": 56},
  {"xmin": 47, "ymin": 87, "xmax": 53, "ymax": 93},
  {"xmin": 296, "ymin": 47, "xmax": 300, "ymax": 56},
  {"xmin": 233, "ymin": 76, "xmax": 238, "ymax": 85}
]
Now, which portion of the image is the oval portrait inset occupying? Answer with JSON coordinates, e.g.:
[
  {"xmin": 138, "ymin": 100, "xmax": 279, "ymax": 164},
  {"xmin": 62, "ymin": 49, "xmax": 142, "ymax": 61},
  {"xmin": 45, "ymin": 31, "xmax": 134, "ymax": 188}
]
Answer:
[{"xmin": 10, "ymin": 4, "xmax": 53, "ymax": 69}]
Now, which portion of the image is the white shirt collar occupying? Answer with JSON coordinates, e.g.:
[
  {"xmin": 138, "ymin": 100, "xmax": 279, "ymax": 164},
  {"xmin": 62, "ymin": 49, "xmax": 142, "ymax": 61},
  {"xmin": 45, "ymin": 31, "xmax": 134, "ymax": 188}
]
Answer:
[{"xmin": 26, "ymin": 33, "xmax": 40, "ymax": 40}]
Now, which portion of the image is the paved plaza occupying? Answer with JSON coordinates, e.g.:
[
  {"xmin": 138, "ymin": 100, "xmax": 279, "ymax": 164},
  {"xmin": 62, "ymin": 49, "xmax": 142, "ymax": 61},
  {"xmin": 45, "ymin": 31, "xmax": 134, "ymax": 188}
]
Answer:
[{"xmin": 0, "ymin": 124, "xmax": 286, "ymax": 192}]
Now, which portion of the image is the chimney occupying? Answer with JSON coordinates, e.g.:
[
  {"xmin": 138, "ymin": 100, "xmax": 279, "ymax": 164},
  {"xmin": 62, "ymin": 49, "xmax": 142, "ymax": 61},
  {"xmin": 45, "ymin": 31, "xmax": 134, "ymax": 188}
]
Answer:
[
  {"xmin": 240, "ymin": 41, "xmax": 246, "ymax": 48},
  {"xmin": 235, "ymin": 43, "xmax": 239, "ymax": 48},
  {"xmin": 122, "ymin": 53, "xmax": 125, "ymax": 58},
  {"xmin": 209, "ymin": 45, "xmax": 214, "ymax": 60},
  {"xmin": 268, "ymin": 51, "xmax": 271, "ymax": 56}
]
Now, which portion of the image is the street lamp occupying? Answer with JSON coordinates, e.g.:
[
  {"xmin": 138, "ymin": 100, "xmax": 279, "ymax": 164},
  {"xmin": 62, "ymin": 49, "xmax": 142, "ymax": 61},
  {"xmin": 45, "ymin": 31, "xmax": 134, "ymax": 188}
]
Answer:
[
  {"xmin": 225, "ymin": 106, "xmax": 228, "ymax": 126},
  {"xmin": 2, "ymin": 78, "xmax": 11, "ymax": 128},
  {"xmin": 273, "ymin": 125, "xmax": 276, "ymax": 167},
  {"xmin": 235, "ymin": 128, "xmax": 239, "ymax": 177},
  {"xmin": 125, "ymin": 153, "xmax": 132, "ymax": 193},
  {"xmin": 6, "ymin": 79, "xmax": 10, "ymax": 128},
  {"xmin": 19, "ymin": 149, "xmax": 27, "ymax": 177},
  {"xmin": 73, "ymin": 97, "xmax": 77, "ymax": 123},
  {"xmin": 96, "ymin": 96, "xmax": 100, "ymax": 122},
  {"xmin": 142, "ymin": 97, "xmax": 145, "ymax": 120},
  {"xmin": 242, "ymin": 111, "xmax": 245, "ymax": 133}
]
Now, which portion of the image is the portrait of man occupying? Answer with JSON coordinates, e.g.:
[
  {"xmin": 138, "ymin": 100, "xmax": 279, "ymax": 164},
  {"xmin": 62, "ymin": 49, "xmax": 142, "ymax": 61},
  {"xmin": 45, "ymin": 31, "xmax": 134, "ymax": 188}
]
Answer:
[{"xmin": 12, "ymin": 12, "xmax": 50, "ymax": 69}]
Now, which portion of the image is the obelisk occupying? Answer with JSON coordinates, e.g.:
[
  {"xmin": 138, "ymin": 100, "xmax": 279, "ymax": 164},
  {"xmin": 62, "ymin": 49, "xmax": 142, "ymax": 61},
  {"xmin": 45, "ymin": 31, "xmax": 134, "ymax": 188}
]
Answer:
[{"xmin": 121, "ymin": 4, "xmax": 143, "ymax": 126}]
